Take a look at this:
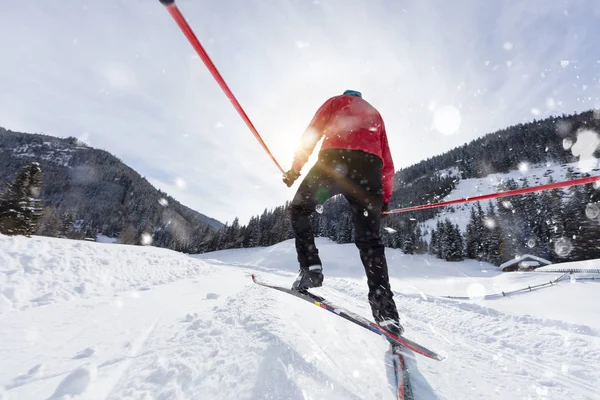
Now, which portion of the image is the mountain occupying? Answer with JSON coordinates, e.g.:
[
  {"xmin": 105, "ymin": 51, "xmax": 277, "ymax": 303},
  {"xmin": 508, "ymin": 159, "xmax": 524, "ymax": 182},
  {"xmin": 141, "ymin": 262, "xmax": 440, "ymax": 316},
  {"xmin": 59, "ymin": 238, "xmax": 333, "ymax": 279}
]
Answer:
[
  {"xmin": 391, "ymin": 109, "xmax": 600, "ymax": 211},
  {"xmin": 0, "ymin": 127, "xmax": 222, "ymax": 250}
]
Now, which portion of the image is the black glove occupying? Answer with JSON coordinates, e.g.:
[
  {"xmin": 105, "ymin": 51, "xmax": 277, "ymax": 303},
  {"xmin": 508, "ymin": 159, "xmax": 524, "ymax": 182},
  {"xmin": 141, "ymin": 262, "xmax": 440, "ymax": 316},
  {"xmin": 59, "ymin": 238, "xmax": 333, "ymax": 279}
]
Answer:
[
  {"xmin": 282, "ymin": 169, "xmax": 301, "ymax": 187},
  {"xmin": 381, "ymin": 203, "xmax": 390, "ymax": 218}
]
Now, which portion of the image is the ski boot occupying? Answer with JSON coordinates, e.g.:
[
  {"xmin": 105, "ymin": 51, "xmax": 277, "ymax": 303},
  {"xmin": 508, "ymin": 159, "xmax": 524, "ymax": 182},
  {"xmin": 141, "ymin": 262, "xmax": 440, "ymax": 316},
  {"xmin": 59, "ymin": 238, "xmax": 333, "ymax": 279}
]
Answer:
[
  {"xmin": 380, "ymin": 319, "xmax": 405, "ymax": 337},
  {"xmin": 292, "ymin": 265, "xmax": 323, "ymax": 291}
]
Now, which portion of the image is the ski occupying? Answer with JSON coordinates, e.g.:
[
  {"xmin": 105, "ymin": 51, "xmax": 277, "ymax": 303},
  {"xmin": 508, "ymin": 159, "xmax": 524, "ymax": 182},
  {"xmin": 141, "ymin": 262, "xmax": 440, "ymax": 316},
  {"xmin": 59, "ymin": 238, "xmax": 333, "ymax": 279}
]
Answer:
[
  {"xmin": 391, "ymin": 345, "xmax": 414, "ymax": 400},
  {"xmin": 251, "ymin": 274, "xmax": 445, "ymax": 361}
]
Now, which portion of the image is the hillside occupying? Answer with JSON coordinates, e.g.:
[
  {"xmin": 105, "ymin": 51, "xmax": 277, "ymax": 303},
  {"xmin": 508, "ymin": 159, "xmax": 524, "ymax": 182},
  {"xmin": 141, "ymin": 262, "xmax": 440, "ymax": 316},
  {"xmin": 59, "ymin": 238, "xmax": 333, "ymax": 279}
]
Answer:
[
  {"xmin": 1, "ymin": 234, "xmax": 599, "ymax": 399},
  {"xmin": 0, "ymin": 128, "xmax": 222, "ymax": 250},
  {"xmin": 420, "ymin": 160, "xmax": 600, "ymax": 239}
]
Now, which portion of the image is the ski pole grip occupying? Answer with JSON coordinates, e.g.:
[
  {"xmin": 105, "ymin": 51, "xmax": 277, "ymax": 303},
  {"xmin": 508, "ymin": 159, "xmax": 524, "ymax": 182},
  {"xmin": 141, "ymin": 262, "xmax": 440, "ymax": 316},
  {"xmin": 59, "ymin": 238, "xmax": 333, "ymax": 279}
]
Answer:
[{"xmin": 159, "ymin": 0, "xmax": 175, "ymax": 5}]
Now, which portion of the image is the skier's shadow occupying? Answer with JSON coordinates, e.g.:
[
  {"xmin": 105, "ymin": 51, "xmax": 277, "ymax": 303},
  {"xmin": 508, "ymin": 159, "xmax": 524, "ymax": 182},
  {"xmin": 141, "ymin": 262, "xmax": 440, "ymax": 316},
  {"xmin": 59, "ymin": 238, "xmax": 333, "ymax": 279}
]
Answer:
[
  {"xmin": 385, "ymin": 348, "xmax": 440, "ymax": 400},
  {"xmin": 250, "ymin": 330, "xmax": 363, "ymax": 400}
]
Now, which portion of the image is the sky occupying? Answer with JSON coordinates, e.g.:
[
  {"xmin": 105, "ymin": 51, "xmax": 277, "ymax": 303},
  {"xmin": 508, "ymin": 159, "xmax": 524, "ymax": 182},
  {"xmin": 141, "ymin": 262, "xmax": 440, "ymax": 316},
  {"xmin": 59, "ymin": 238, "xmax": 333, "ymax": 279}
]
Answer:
[{"xmin": 1, "ymin": 0, "xmax": 599, "ymax": 224}]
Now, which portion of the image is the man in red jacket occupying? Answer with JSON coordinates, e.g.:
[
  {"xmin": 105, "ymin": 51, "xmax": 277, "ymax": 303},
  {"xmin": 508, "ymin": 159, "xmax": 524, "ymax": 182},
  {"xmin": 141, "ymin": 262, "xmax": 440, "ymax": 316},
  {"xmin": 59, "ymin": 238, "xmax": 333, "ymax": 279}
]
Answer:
[{"xmin": 283, "ymin": 89, "xmax": 402, "ymax": 335}]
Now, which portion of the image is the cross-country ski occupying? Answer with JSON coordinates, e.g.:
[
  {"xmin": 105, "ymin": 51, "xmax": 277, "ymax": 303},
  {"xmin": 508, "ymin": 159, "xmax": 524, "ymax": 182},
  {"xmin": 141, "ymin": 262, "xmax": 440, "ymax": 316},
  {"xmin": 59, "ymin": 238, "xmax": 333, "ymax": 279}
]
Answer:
[{"xmin": 251, "ymin": 274, "xmax": 445, "ymax": 361}]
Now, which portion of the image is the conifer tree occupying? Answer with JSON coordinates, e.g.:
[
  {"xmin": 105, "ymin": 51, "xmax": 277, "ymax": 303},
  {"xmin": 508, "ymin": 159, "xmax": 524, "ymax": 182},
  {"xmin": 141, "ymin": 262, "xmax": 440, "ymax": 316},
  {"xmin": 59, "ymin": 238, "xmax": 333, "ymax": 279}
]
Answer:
[{"xmin": 0, "ymin": 162, "xmax": 44, "ymax": 236}]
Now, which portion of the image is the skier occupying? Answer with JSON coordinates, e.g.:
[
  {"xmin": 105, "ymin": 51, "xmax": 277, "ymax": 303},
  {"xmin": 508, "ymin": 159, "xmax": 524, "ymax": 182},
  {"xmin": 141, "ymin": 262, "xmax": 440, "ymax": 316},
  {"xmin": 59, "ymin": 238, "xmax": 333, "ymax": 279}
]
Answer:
[{"xmin": 283, "ymin": 89, "xmax": 403, "ymax": 335}]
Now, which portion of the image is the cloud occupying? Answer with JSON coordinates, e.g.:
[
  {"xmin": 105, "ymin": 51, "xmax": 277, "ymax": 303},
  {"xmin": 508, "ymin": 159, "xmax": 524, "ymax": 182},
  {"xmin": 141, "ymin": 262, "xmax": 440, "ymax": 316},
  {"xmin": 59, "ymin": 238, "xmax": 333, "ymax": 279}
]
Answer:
[{"xmin": 0, "ymin": 0, "xmax": 598, "ymax": 224}]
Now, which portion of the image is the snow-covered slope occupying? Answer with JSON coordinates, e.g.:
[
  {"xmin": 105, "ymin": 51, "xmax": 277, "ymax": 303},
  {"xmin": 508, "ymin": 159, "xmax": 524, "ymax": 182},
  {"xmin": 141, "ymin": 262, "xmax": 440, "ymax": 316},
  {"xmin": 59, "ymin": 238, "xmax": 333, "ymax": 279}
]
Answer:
[
  {"xmin": 421, "ymin": 161, "xmax": 600, "ymax": 236},
  {"xmin": 1, "ymin": 235, "xmax": 599, "ymax": 399}
]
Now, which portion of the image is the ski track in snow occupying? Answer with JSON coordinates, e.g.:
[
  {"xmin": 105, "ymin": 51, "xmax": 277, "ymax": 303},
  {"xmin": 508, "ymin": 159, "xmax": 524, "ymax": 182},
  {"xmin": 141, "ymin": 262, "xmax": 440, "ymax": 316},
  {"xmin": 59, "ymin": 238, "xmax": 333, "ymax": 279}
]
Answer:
[
  {"xmin": 104, "ymin": 283, "xmax": 390, "ymax": 400},
  {"xmin": 324, "ymin": 278, "xmax": 600, "ymax": 400},
  {"xmin": 1, "ymin": 235, "xmax": 599, "ymax": 399}
]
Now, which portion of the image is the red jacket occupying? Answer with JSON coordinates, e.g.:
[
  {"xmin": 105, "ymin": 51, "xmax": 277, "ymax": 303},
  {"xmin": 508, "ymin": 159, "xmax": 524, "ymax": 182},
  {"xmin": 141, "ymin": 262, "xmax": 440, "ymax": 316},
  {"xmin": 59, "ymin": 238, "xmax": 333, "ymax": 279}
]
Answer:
[{"xmin": 292, "ymin": 94, "xmax": 395, "ymax": 204}]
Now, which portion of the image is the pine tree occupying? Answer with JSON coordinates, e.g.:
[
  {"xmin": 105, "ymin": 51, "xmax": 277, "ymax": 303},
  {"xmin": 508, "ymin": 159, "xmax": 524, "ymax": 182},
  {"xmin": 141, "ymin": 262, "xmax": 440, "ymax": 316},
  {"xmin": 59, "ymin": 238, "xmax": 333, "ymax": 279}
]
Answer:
[
  {"xmin": 429, "ymin": 229, "xmax": 438, "ymax": 256},
  {"xmin": 483, "ymin": 202, "xmax": 502, "ymax": 265},
  {"xmin": 435, "ymin": 220, "xmax": 445, "ymax": 259},
  {"xmin": 465, "ymin": 206, "xmax": 479, "ymax": 259},
  {"xmin": 442, "ymin": 219, "xmax": 464, "ymax": 261},
  {"xmin": 0, "ymin": 162, "xmax": 44, "ymax": 236},
  {"xmin": 36, "ymin": 205, "xmax": 62, "ymax": 237}
]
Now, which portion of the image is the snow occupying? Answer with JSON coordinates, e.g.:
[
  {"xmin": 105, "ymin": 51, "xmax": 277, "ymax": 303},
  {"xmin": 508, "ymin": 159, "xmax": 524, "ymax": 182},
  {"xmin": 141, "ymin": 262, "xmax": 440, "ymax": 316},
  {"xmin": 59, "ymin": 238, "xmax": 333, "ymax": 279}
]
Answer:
[
  {"xmin": 421, "ymin": 160, "xmax": 600, "ymax": 236},
  {"xmin": 1, "ymin": 234, "xmax": 599, "ymax": 399},
  {"xmin": 498, "ymin": 254, "xmax": 552, "ymax": 271},
  {"xmin": 537, "ymin": 259, "xmax": 600, "ymax": 272},
  {"xmin": 0, "ymin": 235, "xmax": 208, "ymax": 312},
  {"xmin": 95, "ymin": 234, "xmax": 118, "ymax": 244},
  {"xmin": 12, "ymin": 142, "xmax": 75, "ymax": 167}
]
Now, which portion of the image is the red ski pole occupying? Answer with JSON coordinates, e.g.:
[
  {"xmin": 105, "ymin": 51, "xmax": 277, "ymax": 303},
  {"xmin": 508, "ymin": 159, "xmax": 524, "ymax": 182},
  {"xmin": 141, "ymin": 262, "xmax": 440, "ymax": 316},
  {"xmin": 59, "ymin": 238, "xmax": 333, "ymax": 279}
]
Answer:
[
  {"xmin": 386, "ymin": 175, "xmax": 600, "ymax": 214},
  {"xmin": 158, "ymin": 0, "xmax": 285, "ymax": 174}
]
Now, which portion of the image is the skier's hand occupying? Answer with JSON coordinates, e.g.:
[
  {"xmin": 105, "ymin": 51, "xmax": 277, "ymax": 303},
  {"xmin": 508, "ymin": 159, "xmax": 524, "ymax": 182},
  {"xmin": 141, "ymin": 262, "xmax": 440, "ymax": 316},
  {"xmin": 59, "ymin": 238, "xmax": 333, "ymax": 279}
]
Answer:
[
  {"xmin": 381, "ymin": 203, "xmax": 390, "ymax": 218},
  {"xmin": 282, "ymin": 169, "xmax": 301, "ymax": 187}
]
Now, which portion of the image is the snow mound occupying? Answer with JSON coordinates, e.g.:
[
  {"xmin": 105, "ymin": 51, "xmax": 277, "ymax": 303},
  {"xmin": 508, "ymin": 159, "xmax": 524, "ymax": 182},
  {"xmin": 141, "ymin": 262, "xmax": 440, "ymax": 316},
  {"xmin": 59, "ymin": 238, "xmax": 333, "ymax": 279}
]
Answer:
[
  {"xmin": 537, "ymin": 259, "xmax": 600, "ymax": 273},
  {"xmin": 0, "ymin": 234, "xmax": 210, "ymax": 312}
]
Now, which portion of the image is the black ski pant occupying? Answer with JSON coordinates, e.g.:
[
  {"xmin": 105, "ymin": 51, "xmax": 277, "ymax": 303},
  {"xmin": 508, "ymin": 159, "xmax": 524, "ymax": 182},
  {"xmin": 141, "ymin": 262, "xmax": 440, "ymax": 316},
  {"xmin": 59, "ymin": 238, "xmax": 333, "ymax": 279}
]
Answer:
[{"xmin": 289, "ymin": 149, "xmax": 399, "ymax": 324}]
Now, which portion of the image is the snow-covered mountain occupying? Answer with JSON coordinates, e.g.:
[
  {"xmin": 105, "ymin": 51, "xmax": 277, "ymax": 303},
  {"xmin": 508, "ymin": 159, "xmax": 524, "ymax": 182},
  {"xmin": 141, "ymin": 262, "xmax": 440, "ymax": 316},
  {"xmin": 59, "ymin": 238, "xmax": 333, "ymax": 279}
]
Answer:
[
  {"xmin": 0, "ymin": 128, "xmax": 222, "ymax": 248},
  {"xmin": 421, "ymin": 160, "xmax": 600, "ymax": 235},
  {"xmin": 1, "ymin": 234, "xmax": 599, "ymax": 399}
]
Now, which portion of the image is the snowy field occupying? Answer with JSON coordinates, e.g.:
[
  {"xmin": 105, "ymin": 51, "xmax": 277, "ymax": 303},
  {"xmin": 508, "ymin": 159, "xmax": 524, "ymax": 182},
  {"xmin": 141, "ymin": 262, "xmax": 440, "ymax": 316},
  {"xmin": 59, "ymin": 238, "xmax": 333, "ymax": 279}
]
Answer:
[{"xmin": 1, "ymin": 235, "xmax": 599, "ymax": 399}]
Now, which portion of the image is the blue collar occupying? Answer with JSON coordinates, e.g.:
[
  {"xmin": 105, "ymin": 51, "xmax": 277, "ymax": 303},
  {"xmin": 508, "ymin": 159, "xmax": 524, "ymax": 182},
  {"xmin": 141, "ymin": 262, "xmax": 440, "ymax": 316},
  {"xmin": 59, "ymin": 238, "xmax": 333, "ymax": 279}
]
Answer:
[{"xmin": 343, "ymin": 90, "xmax": 362, "ymax": 98}]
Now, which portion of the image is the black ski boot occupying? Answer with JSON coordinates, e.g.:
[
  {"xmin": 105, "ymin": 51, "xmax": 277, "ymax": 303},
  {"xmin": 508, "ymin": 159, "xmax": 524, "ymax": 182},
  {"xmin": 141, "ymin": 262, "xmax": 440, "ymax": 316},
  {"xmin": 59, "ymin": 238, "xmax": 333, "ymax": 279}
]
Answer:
[
  {"xmin": 292, "ymin": 265, "xmax": 323, "ymax": 290},
  {"xmin": 380, "ymin": 318, "xmax": 405, "ymax": 337}
]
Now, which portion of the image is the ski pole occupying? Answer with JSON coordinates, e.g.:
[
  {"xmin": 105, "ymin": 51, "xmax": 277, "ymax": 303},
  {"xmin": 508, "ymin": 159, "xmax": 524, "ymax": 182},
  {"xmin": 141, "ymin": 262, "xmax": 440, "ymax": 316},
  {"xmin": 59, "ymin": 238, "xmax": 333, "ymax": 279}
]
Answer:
[
  {"xmin": 158, "ymin": 0, "xmax": 285, "ymax": 174},
  {"xmin": 386, "ymin": 175, "xmax": 600, "ymax": 214}
]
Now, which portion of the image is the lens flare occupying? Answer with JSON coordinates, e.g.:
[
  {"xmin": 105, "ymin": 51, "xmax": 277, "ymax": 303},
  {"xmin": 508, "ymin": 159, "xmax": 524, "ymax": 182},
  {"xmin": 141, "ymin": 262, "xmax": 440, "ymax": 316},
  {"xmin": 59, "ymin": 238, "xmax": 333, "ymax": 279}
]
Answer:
[{"xmin": 433, "ymin": 105, "xmax": 461, "ymax": 135}]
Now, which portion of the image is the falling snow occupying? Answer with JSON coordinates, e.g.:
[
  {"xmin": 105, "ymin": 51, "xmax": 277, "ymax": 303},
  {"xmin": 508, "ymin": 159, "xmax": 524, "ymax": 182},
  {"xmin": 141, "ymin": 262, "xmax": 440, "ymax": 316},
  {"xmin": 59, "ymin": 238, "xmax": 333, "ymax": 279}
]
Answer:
[
  {"xmin": 433, "ymin": 105, "xmax": 461, "ymax": 135},
  {"xmin": 140, "ymin": 233, "xmax": 153, "ymax": 246},
  {"xmin": 562, "ymin": 138, "xmax": 573, "ymax": 150},
  {"xmin": 571, "ymin": 130, "xmax": 600, "ymax": 173},
  {"xmin": 484, "ymin": 217, "xmax": 497, "ymax": 229},
  {"xmin": 554, "ymin": 237, "xmax": 573, "ymax": 257},
  {"xmin": 518, "ymin": 162, "xmax": 529, "ymax": 174},
  {"xmin": 585, "ymin": 203, "xmax": 600, "ymax": 220},
  {"xmin": 175, "ymin": 178, "xmax": 187, "ymax": 189},
  {"xmin": 556, "ymin": 121, "xmax": 572, "ymax": 136},
  {"xmin": 466, "ymin": 283, "xmax": 486, "ymax": 300}
]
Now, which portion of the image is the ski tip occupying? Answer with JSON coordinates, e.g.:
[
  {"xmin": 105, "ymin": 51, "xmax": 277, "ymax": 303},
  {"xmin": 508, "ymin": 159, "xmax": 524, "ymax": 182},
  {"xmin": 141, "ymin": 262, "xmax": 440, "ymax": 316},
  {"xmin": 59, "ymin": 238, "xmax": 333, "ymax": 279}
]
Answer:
[{"xmin": 159, "ymin": 0, "xmax": 175, "ymax": 5}]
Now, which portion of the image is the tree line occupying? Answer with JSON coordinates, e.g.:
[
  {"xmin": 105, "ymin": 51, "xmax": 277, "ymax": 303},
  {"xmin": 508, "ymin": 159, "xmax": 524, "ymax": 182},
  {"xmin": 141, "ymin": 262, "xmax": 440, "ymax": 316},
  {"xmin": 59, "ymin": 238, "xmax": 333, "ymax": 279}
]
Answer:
[{"xmin": 428, "ymin": 174, "xmax": 600, "ymax": 264}]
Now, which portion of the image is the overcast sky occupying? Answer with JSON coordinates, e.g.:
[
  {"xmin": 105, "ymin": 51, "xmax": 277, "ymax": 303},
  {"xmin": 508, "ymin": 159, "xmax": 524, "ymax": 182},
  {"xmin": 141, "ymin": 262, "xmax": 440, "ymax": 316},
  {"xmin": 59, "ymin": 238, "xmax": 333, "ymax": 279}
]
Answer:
[{"xmin": 1, "ymin": 0, "xmax": 599, "ymax": 224}]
